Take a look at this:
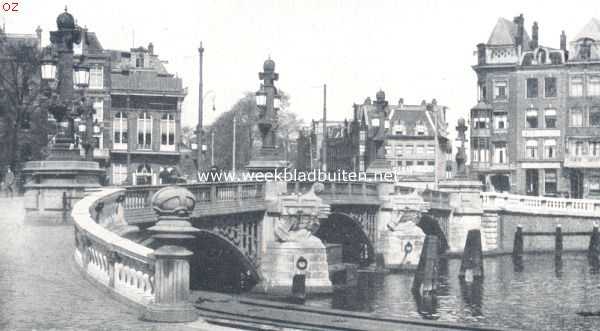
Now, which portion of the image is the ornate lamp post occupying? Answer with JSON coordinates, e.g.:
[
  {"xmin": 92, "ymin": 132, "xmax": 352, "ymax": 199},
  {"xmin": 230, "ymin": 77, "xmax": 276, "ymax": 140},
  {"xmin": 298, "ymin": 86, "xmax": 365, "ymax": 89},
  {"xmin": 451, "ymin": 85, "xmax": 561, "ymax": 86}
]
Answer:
[
  {"xmin": 246, "ymin": 57, "xmax": 288, "ymax": 173},
  {"xmin": 40, "ymin": 7, "xmax": 95, "ymax": 161}
]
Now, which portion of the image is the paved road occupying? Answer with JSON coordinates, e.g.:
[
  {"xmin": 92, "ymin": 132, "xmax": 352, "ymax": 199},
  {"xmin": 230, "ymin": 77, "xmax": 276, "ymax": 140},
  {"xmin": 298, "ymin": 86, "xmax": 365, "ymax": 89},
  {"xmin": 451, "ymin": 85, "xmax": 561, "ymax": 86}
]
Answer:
[{"xmin": 0, "ymin": 197, "xmax": 236, "ymax": 331}]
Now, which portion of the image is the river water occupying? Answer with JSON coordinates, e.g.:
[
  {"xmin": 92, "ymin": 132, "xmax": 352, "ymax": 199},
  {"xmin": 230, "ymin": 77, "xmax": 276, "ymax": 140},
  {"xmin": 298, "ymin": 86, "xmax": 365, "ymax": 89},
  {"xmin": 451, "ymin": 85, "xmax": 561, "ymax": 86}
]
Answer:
[{"xmin": 305, "ymin": 253, "xmax": 600, "ymax": 330}]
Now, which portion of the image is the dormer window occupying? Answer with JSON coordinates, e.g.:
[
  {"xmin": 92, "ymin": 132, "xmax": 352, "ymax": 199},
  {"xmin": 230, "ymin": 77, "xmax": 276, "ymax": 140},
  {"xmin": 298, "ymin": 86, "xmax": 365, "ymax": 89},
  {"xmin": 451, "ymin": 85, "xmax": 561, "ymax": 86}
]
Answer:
[
  {"xmin": 415, "ymin": 123, "xmax": 427, "ymax": 136},
  {"xmin": 537, "ymin": 49, "xmax": 547, "ymax": 64},
  {"xmin": 136, "ymin": 55, "xmax": 145, "ymax": 68},
  {"xmin": 580, "ymin": 39, "xmax": 592, "ymax": 60}
]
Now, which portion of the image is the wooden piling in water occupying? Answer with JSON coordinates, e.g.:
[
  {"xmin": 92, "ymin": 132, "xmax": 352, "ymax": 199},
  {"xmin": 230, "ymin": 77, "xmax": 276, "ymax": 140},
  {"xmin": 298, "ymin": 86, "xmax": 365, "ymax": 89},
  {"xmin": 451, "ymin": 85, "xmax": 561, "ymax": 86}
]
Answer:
[
  {"xmin": 555, "ymin": 225, "xmax": 563, "ymax": 260},
  {"xmin": 458, "ymin": 229, "xmax": 484, "ymax": 281},
  {"xmin": 589, "ymin": 225, "xmax": 600, "ymax": 268},
  {"xmin": 512, "ymin": 225, "xmax": 524, "ymax": 271},
  {"xmin": 412, "ymin": 235, "xmax": 439, "ymax": 297}
]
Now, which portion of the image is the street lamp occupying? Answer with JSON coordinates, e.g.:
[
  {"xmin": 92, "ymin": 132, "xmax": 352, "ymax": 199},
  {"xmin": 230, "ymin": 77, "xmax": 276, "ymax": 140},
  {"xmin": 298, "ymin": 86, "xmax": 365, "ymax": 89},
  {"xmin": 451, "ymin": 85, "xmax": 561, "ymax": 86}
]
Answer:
[
  {"xmin": 40, "ymin": 54, "xmax": 58, "ymax": 82},
  {"xmin": 73, "ymin": 63, "xmax": 90, "ymax": 88},
  {"xmin": 255, "ymin": 89, "xmax": 267, "ymax": 107}
]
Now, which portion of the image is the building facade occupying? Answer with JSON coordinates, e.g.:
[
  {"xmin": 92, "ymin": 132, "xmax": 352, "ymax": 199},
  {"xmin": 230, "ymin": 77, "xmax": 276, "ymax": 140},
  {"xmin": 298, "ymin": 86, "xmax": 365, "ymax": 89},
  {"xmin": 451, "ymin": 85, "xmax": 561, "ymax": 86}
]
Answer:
[
  {"xmin": 472, "ymin": 15, "xmax": 600, "ymax": 198},
  {"xmin": 297, "ymin": 91, "xmax": 452, "ymax": 186}
]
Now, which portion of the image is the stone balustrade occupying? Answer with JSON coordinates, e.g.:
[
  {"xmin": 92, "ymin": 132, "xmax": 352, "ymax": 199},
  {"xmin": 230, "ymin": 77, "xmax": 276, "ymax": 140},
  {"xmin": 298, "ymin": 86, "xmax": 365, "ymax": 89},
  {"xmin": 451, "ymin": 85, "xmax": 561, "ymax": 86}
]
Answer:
[
  {"xmin": 481, "ymin": 192, "xmax": 600, "ymax": 217},
  {"xmin": 286, "ymin": 180, "xmax": 381, "ymax": 205},
  {"xmin": 72, "ymin": 188, "xmax": 156, "ymax": 307}
]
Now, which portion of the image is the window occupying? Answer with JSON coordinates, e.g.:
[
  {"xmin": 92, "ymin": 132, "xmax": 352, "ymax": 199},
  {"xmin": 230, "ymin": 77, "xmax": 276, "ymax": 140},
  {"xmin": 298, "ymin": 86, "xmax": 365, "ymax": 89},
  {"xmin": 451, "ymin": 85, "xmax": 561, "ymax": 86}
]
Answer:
[
  {"xmin": 590, "ymin": 177, "xmax": 600, "ymax": 195},
  {"xmin": 526, "ymin": 109, "xmax": 538, "ymax": 128},
  {"xmin": 416, "ymin": 145, "xmax": 425, "ymax": 154},
  {"xmin": 395, "ymin": 145, "xmax": 403, "ymax": 156},
  {"xmin": 471, "ymin": 138, "xmax": 489, "ymax": 162},
  {"xmin": 371, "ymin": 118, "xmax": 380, "ymax": 127},
  {"xmin": 417, "ymin": 161, "xmax": 425, "ymax": 166},
  {"xmin": 526, "ymin": 140, "xmax": 538, "ymax": 159},
  {"xmin": 405, "ymin": 145, "xmax": 414, "ymax": 154},
  {"xmin": 545, "ymin": 77, "xmax": 557, "ymax": 97},
  {"xmin": 544, "ymin": 139, "xmax": 556, "ymax": 158},
  {"xmin": 591, "ymin": 107, "xmax": 600, "ymax": 127},
  {"xmin": 589, "ymin": 76, "xmax": 600, "ymax": 96},
  {"xmin": 591, "ymin": 141, "xmax": 600, "ymax": 156},
  {"xmin": 493, "ymin": 142, "xmax": 507, "ymax": 164},
  {"xmin": 544, "ymin": 109, "xmax": 557, "ymax": 128},
  {"xmin": 426, "ymin": 144, "xmax": 435, "ymax": 154},
  {"xmin": 137, "ymin": 112, "xmax": 152, "ymax": 149},
  {"xmin": 93, "ymin": 99, "xmax": 104, "ymax": 123},
  {"xmin": 494, "ymin": 112, "xmax": 508, "ymax": 130},
  {"xmin": 478, "ymin": 82, "xmax": 487, "ymax": 101},
  {"xmin": 112, "ymin": 112, "xmax": 128, "ymax": 150},
  {"xmin": 570, "ymin": 108, "xmax": 583, "ymax": 127},
  {"xmin": 136, "ymin": 55, "xmax": 145, "ymax": 68},
  {"xmin": 570, "ymin": 77, "xmax": 584, "ymax": 97},
  {"xmin": 416, "ymin": 124, "xmax": 427, "ymax": 136},
  {"xmin": 427, "ymin": 161, "xmax": 435, "ymax": 166},
  {"xmin": 393, "ymin": 124, "xmax": 405, "ymax": 135},
  {"xmin": 544, "ymin": 170, "xmax": 557, "ymax": 195},
  {"xmin": 473, "ymin": 110, "xmax": 489, "ymax": 129},
  {"xmin": 112, "ymin": 164, "xmax": 128, "ymax": 185},
  {"xmin": 160, "ymin": 113, "xmax": 176, "ymax": 151},
  {"xmin": 89, "ymin": 67, "xmax": 103, "ymax": 89},
  {"xmin": 573, "ymin": 141, "xmax": 583, "ymax": 156},
  {"xmin": 494, "ymin": 81, "xmax": 508, "ymax": 100},
  {"xmin": 527, "ymin": 78, "xmax": 538, "ymax": 98}
]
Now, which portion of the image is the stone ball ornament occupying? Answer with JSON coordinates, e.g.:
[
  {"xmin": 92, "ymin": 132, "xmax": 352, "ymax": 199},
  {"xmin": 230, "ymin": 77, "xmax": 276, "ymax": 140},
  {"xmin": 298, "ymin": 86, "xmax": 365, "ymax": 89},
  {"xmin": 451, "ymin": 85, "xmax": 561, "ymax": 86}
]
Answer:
[
  {"xmin": 57, "ymin": 8, "xmax": 76, "ymax": 30},
  {"xmin": 457, "ymin": 117, "xmax": 466, "ymax": 127},
  {"xmin": 151, "ymin": 185, "xmax": 196, "ymax": 217},
  {"xmin": 376, "ymin": 89, "xmax": 386, "ymax": 102}
]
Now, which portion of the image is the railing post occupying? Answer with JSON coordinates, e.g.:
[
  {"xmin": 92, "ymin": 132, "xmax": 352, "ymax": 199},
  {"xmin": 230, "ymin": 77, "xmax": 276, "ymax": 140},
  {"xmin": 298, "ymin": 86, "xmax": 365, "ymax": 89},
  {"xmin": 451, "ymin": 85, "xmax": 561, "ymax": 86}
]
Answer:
[
  {"xmin": 210, "ymin": 184, "xmax": 216, "ymax": 202},
  {"xmin": 143, "ymin": 186, "xmax": 199, "ymax": 323},
  {"xmin": 107, "ymin": 251, "xmax": 119, "ymax": 288}
]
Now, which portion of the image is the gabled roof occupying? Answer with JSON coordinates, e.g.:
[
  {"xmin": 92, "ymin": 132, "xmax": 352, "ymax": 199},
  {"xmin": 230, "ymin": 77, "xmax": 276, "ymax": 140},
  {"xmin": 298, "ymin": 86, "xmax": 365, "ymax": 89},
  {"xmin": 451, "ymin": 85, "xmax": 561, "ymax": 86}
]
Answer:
[
  {"xmin": 487, "ymin": 17, "xmax": 530, "ymax": 48},
  {"xmin": 574, "ymin": 18, "xmax": 600, "ymax": 41}
]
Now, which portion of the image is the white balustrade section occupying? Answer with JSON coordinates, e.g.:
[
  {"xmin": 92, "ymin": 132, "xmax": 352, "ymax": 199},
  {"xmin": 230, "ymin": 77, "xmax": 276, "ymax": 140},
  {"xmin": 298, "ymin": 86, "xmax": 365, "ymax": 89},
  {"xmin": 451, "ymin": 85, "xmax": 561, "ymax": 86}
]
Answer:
[
  {"xmin": 481, "ymin": 192, "xmax": 600, "ymax": 217},
  {"xmin": 71, "ymin": 187, "xmax": 156, "ymax": 306}
]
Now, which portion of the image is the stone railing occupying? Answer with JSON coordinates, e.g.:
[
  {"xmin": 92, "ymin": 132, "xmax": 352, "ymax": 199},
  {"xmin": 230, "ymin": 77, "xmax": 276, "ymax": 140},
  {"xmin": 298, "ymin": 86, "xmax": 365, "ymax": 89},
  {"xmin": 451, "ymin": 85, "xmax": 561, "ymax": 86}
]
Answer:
[
  {"xmin": 72, "ymin": 187, "xmax": 156, "ymax": 307},
  {"xmin": 122, "ymin": 181, "xmax": 266, "ymax": 223},
  {"xmin": 481, "ymin": 192, "xmax": 600, "ymax": 217},
  {"xmin": 421, "ymin": 189, "xmax": 452, "ymax": 210},
  {"xmin": 285, "ymin": 180, "xmax": 381, "ymax": 205}
]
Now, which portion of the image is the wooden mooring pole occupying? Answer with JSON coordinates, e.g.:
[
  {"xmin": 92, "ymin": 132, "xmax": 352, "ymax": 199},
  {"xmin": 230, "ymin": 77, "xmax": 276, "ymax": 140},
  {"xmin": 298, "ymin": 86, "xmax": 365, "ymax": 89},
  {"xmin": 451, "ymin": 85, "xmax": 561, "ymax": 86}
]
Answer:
[
  {"xmin": 459, "ymin": 229, "xmax": 484, "ymax": 282},
  {"xmin": 589, "ymin": 224, "xmax": 600, "ymax": 268},
  {"xmin": 512, "ymin": 225, "xmax": 524, "ymax": 271},
  {"xmin": 555, "ymin": 225, "xmax": 563, "ymax": 261},
  {"xmin": 413, "ymin": 235, "xmax": 439, "ymax": 297}
]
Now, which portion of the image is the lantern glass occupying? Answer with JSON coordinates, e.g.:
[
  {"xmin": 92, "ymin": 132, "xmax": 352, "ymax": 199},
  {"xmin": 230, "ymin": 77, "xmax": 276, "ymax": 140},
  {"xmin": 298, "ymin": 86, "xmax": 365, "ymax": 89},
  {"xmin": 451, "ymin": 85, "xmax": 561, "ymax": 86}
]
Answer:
[
  {"xmin": 41, "ymin": 60, "xmax": 57, "ymax": 81},
  {"xmin": 274, "ymin": 96, "xmax": 281, "ymax": 110},
  {"xmin": 255, "ymin": 92, "xmax": 267, "ymax": 107},
  {"xmin": 78, "ymin": 124, "xmax": 86, "ymax": 133},
  {"xmin": 73, "ymin": 64, "xmax": 90, "ymax": 88}
]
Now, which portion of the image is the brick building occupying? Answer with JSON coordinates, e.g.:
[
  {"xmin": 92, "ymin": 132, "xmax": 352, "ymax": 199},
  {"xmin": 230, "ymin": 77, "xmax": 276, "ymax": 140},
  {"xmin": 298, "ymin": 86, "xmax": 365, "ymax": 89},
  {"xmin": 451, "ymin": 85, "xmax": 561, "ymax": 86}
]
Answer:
[{"xmin": 472, "ymin": 15, "xmax": 600, "ymax": 198}]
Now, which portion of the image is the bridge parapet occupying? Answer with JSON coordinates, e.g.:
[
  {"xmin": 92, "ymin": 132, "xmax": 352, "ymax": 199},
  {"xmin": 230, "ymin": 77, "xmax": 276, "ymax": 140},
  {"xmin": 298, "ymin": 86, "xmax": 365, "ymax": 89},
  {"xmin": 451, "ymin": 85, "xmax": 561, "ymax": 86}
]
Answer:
[
  {"xmin": 72, "ymin": 188, "xmax": 156, "ymax": 307},
  {"xmin": 123, "ymin": 181, "xmax": 266, "ymax": 224},
  {"xmin": 286, "ymin": 180, "xmax": 380, "ymax": 205},
  {"xmin": 481, "ymin": 192, "xmax": 600, "ymax": 217}
]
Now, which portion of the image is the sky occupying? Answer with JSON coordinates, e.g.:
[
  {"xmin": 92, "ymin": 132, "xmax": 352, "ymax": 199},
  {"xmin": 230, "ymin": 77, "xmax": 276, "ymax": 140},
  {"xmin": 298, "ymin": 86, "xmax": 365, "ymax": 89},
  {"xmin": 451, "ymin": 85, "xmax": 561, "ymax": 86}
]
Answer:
[{"xmin": 3, "ymin": 0, "xmax": 600, "ymax": 138}]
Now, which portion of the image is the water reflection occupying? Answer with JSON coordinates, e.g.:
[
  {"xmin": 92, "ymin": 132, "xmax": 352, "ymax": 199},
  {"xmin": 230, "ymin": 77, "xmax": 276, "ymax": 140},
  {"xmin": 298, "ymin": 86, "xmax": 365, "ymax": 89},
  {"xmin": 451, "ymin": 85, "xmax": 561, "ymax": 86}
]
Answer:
[{"xmin": 305, "ymin": 253, "xmax": 600, "ymax": 330}]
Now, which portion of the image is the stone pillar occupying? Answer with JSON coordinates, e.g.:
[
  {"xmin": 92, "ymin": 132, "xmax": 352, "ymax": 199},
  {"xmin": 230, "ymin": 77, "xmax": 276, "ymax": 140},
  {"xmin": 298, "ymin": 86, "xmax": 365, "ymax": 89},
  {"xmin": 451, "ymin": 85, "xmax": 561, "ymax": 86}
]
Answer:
[
  {"xmin": 438, "ymin": 179, "xmax": 485, "ymax": 253},
  {"xmin": 142, "ymin": 186, "xmax": 199, "ymax": 323}
]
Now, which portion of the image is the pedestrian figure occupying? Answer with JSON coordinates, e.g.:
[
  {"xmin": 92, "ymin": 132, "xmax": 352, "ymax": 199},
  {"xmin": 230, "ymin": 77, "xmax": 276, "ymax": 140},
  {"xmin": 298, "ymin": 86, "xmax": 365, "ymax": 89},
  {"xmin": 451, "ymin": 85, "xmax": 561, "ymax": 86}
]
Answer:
[{"xmin": 5, "ymin": 167, "xmax": 15, "ymax": 199}]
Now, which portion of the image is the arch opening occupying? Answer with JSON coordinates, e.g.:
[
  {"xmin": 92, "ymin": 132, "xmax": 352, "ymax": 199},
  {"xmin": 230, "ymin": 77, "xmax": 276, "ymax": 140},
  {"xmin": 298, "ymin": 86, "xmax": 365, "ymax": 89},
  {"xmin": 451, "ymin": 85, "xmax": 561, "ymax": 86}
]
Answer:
[
  {"xmin": 316, "ymin": 212, "xmax": 375, "ymax": 267},
  {"xmin": 187, "ymin": 230, "xmax": 260, "ymax": 293}
]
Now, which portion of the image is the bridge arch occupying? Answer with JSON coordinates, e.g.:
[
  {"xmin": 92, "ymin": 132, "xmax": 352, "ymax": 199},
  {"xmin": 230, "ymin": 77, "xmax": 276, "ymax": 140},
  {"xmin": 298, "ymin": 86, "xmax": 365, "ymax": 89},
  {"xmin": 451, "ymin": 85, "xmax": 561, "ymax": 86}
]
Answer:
[
  {"xmin": 316, "ymin": 212, "xmax": 375, "ymax": 266},
  {"xmin": 187, "ymin": 229, "xmax": 260, "ymax": 293}
]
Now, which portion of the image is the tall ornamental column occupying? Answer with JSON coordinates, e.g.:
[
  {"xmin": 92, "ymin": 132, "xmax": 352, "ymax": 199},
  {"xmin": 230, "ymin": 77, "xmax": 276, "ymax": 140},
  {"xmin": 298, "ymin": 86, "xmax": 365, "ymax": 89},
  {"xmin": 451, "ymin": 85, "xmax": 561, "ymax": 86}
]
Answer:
[{"xmin": 143, "ymin": 186, "xmax": 200, "ymax": 322}]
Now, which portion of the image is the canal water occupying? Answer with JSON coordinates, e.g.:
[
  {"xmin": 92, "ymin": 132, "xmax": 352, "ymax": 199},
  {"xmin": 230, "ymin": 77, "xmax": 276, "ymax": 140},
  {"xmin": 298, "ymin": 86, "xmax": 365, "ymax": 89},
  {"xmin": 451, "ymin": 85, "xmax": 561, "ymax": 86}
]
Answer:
[{"xmin": 305, "ymin": 254, "xmax": 600, "ymax": 331}]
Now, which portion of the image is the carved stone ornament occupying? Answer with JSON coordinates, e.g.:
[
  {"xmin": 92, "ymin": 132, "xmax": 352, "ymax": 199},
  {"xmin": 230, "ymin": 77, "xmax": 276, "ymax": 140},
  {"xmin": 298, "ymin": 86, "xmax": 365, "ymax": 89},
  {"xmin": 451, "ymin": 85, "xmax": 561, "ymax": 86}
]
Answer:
[{"xmin": 272, "ymin": 183, "xmax": 330, "ymax": 242}]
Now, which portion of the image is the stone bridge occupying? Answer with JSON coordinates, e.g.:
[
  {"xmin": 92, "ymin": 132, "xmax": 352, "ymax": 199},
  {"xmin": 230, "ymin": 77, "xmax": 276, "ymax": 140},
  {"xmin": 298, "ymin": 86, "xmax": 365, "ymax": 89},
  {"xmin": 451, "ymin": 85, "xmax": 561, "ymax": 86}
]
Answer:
[{"xmin": 71, "ymin": 180, "xmax": 453, "ymax": 305}]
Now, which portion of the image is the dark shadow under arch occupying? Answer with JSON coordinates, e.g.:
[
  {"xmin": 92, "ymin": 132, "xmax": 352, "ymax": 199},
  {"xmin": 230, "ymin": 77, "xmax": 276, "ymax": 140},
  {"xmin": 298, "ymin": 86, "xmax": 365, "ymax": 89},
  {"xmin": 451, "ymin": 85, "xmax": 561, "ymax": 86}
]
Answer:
[
  {"xmin": 316, "ymin": 212, "xmax": 375, "ymax": 266},
  {"xmin": 188, "ymin": 229, "xmax": 260, "ymax": 293}
]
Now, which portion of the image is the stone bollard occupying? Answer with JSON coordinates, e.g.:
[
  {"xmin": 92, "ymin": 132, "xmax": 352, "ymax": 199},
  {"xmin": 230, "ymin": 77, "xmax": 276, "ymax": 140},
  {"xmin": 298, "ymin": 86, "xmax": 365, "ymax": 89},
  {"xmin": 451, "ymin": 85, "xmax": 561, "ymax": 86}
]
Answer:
[
  {"xmin": 458, "ymin": 229, "xmax": 484, "ymax": 282},
  {"xmin": 412, "ymin": 235, "xmax": 439, "ymax": 299},
  {"xmin": 555, "ymin": 225, "xmax": 563, "ymax": 261},
  {"xmin": 588, "ymin": 224, "xmax": 600, "ymax": 268},
  {"xmin": 142, "ymin": 186, "xmax": 200, "ymax": 323},
  {"xmin": 512, "ymin": 225, "xmax": 524, "ymax": 271}
]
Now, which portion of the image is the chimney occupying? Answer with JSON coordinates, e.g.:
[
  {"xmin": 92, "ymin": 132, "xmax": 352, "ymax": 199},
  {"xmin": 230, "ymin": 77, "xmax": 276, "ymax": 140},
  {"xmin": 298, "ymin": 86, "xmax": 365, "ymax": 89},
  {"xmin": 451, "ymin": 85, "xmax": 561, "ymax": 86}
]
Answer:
[
  {"xmin": 531, "ymin": 22, "xmax": 539, "ymax": 50},
  {"xmin": 477, "ymin": 43, "xmax": 486, "ymax": 65},
  {"xmin": 148, "ymin": 42, "xmax": 154, "ymax": 55},
  {"xmin": 513, "ymin": 14, "xmax": 524, "ymax": 48},
  {"xmin": 398, "ymin": 98, "xmax": 404, "ymax": 106},
  {"xmin": 560, "ymin": 30, "xmax": 567, "ymax": 51}
]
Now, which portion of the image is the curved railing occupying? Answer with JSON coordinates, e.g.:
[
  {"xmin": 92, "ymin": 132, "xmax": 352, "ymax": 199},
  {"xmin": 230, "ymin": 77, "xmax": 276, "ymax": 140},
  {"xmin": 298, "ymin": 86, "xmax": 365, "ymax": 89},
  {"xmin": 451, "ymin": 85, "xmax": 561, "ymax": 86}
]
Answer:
[
  {"xmin": 481, "ymin": 192, "xmax": 600, "ymax": 217},
  {"xmin": 71, "ymin": 187, "xmax": 156, "ymax": 307}
]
